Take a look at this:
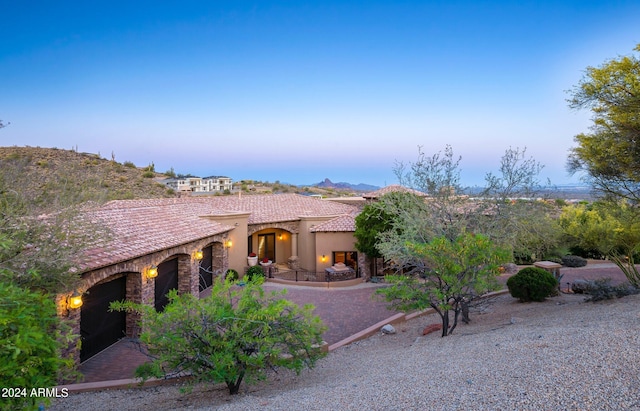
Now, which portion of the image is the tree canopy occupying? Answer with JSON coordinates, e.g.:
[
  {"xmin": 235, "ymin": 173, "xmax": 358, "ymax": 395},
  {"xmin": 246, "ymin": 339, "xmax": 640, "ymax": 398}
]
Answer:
[
  {"xmin": 377, "ymin": 232, "xmax": 510, "ymax": 336},
  {"xmin": 559, "ymin": 201, "xmax": 640, "ymax": 287},
  {"xmin": 568, "ymin": 43, "xmax": 640, "ymax": 201}
]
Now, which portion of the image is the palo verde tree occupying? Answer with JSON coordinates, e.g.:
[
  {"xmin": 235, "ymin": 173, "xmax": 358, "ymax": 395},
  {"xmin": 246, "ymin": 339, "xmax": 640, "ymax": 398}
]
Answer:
[
  {"xmin": 377, "ymin": 232, "xmax": 510, "ymax": 336},
  {"xmin": 567, "ymin": 43, "xmax": 640, "ymax": 202},
  {"xmin": 111, "ymin": 277, "xmax": 326, "ymax": 395},
  {"xmin": 559, "ymin": 201, "xmax": 640, "ymax": 287}
]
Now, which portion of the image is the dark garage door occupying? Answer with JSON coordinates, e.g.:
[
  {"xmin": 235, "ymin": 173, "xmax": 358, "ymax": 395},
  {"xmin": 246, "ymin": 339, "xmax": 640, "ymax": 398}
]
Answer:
[
  {"xmin": 199, "ymin": 246, "xmax": 213, "ymax": 291},
  {"xmin": 155, "ymin": 258, "xmax": 179, "ymax": 312},
  {"xmin": 80, "ymin": 276, "xmax": 126, "ymax": 362}
]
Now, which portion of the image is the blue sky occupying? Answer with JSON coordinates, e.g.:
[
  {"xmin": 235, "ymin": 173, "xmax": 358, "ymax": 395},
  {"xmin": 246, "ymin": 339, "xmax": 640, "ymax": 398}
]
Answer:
[{"xmin": 1, "ymin": 1, "xmax": 639, "ymax": 187}]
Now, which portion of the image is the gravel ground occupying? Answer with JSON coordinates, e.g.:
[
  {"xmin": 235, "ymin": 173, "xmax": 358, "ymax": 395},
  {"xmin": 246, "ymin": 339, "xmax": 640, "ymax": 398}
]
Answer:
[{"xmin": 48, "ymin": 292, "xmax": 640, "ymax": 411}]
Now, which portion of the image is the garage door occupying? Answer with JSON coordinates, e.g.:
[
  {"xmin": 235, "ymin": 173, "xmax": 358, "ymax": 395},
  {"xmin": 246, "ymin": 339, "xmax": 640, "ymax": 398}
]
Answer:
[
  {"xmin": 199, "ymin": 246, "xmax": 213, "ymax": 291},
  {"xmin": 155, "ymin": 258, "xmax": 179, "ymax": 312},
  {"xmin": 80, "ymin": 276, "xmax": 126, "ymax": 362}
]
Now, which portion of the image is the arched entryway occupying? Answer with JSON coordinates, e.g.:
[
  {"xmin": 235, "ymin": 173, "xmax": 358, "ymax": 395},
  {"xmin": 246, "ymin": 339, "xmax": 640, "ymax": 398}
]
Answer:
[{"xmin": 80, "ymin": 275, "xmax": 127, "ymax": 362}]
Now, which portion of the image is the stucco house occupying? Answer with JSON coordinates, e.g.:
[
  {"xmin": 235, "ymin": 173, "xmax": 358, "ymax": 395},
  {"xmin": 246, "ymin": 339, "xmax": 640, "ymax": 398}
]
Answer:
[{"xmin": 60, "ymin": 193, "xmax": 368, "ymax": 365}]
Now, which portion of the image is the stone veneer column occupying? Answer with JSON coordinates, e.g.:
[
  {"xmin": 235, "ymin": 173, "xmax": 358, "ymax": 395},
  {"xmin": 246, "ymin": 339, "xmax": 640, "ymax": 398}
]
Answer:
[
  {"xmin": 126, "ymin": 273, "xmax": 143, "ymax": 337},
  {"xmin": 178, "ymin": 255, "xmax": 198, "ymax": 296},
  {"xmin": 57, "ymin": 294, "xmax": 81, "ymax": 370},
  {"xmin": 291, "ymin": 233, "xmax": 298, "ymax": 257}
]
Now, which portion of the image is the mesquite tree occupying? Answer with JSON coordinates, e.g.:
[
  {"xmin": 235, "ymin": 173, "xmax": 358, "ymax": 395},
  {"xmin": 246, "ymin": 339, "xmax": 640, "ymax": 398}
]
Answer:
[
  {"xmin": 111, "ymin": 277, "xmax": 326, "ymax": 395},
  {"xmin": 377, "ymin": 232, "xmax": 510, "ymax": 336}
]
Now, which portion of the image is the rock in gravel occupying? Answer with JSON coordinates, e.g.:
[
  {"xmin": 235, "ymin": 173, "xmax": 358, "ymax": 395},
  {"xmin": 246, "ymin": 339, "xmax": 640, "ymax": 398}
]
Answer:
[
  {"xmin": 571, "ymin": 279, "xmax": 592, "ymax": 293},
  {"xmin": 381, "ymin": 324, "xmax": 396, "ymax": 334}
]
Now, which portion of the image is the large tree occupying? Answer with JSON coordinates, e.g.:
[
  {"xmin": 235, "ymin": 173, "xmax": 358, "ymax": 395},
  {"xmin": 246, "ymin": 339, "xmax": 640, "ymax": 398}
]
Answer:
[
  {"xmin": 377, "ymin": 232, "xmax": 510, "ymax": 336},
  {"xmin": 559, "ymin": 201, "xmax": 640, "ymax": 287},
  {"xmin": 567, "ymin": 43, "xmax": 640, "ymax": 202}
]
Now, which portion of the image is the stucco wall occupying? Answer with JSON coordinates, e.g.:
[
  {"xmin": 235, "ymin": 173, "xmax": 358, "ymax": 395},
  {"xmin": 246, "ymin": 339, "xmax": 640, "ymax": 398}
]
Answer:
[{"xmin": 315, "ymin": 231, "xmax": 358, "ymax": 272}]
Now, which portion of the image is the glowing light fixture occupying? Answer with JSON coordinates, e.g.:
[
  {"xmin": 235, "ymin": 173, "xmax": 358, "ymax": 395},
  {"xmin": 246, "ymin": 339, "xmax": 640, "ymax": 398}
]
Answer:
[
  {"xmin": 193, "ymin": 250, "xmax": 204, "ymax": 260},
  {"xmin": 146, "ymin": 265, "xmax": 158, "ymax": 279},
  {"xmin": 225, "ymin": 239, "xmax": 233, "ymax": 248},
  {"xmin": 68, "ymin": 291, "xmax": 83, "ymax": 309},
  {"xmin": 321, "ymin": 255, "xmax": 327, "ymax": 262}
]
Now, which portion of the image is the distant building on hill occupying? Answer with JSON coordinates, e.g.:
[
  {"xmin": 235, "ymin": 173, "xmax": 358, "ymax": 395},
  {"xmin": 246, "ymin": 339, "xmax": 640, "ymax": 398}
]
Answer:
[{"xmin": 163, "ymin": 176, "xmax": 233, "ymax": 193}]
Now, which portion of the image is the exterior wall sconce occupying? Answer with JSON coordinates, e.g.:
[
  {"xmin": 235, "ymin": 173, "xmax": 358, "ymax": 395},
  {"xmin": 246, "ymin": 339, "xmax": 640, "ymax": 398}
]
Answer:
[
  {"xmin": 146, "ymin": 265, "xmax": 158, "ymax": 279},
  {"xmin": 278, "ymin": 234, "xmax": 283, "ymax": 240},
  {"xmin": 321, "ymin": 255, "xmax": 327, "ymax": 262},
  {"xmin": 67, "ymin": 291, "xmax": 83, "ymax": 310},
  {"xmin": 225, "ymin": 239, "xmax": 233, "ymax": 248},
  {"xmin": 193, "ymin": 250, "xmax": 204, "ymax": 260}
]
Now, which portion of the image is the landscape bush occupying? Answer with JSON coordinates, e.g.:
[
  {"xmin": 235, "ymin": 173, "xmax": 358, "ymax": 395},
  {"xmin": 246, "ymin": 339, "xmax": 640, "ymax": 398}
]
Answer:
[
  {"xmin": 561, "ymin": 255, "xmax": 588, "ymax": 267},
  {"xmin": 224, "ymin": 269, "xmax": 239, "ymax": 282},
  {"xmin": 245, "ymin": 265, "xmax": 265, "ymax": 282},
  {"xmin": 0, "ymin": 282, "xmax": 74, "ymax": 411},
  {"xmin": 110, "ymin": 278, "xmax": 326, "ymax": 395},
  {"xmin": 507, "ymin": 267, "xmax": 558, "ymax": 302}
]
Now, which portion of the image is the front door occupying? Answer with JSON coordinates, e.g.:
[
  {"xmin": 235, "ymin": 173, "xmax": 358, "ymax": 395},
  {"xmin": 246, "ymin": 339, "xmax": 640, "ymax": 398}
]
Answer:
[{"xmin": 257, "ymin": 233, "xmax": 276, "ymax": 262}]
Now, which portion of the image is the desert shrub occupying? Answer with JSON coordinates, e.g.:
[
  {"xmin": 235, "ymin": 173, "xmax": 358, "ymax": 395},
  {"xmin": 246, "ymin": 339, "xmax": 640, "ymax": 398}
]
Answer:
[
  {"xmin": 561, "ymin": 255, "xmax": 588, "ymax": 267},
  {"xmin": 513, "ymin": 249, "xmax": 535, "ymax": 265},
  {"xmin": 0, "ymin": 282, "xmax": 73, "ymax": 411},
  {"xmin": 583, "ymin": 278, "xmax": 640, "ymax": 302},
  {"xmin": 110, "ymin": 279, "xmax": 326, "ymax": 395},
  {"xmin": 507, "ymin": 267, "xmax": 558, "ymax": 302},
  {"xmin": 123, "ymin": 161, "xmax": 136, "ymax": 168},
  {"xmin": 246, "ymin": 265, "xmax": 265, "ymax": 282},
  {"xmin": 224, "ymin": 269, "xmax": 238, "ymax": 282},
  {"xmin": 142, "ymin": 170, "xmax": 155, "ymax": 178}
]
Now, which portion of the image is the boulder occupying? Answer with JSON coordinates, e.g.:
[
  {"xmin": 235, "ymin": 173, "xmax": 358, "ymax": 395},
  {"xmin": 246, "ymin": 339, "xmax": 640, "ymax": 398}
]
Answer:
[
  {"xmin": 571, "ymin": 279, "xmax": 592, "ymax": 294},
  {"xmin": 381, "ymin": 324, "xmax": 396, "ymax": 334}
]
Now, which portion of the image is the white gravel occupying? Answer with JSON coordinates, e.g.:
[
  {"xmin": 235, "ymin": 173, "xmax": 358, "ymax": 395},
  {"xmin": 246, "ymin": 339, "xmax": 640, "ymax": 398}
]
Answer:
[{"xmin": 48, "ymin": 293, "xmax": 640, "ymax": 411}]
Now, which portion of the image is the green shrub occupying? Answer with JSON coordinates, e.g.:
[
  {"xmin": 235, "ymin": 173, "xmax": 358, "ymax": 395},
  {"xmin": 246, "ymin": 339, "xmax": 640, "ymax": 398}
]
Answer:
[
  {"xmin": 507, "ymin": 267, "xmax": 558, "ymax": 302},
  {"xmin": 246, "ymin": 265, "xmax": 265, "ymax": 282},
  {"xmin": 561, "ymin": 255, "xmax": 588, "ymax": 267},
  {"xmin": 225, "ymin": 269, "xmax": 238, "ymax": 282},
  {"xmin": 0, "ymin": 282, "xmax": 73, "ymax": 411}
]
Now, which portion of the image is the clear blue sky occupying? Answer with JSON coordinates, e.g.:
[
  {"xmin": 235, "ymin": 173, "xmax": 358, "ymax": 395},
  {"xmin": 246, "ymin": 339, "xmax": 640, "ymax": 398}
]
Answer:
[{"xmin": 1, "ymin": 1, "xmax": 638, "ymax": 187}]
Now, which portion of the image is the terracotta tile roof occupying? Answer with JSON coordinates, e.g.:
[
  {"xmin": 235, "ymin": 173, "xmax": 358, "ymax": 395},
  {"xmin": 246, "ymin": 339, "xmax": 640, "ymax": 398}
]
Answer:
[
  {"xmin": 362, "ymin": 185, "xmax": 427, "ymax": 199},
  {"xmin": 81, "ymin": 201, "xmax": 234, "ymax": 271},
  {"xmin": 81, "ymin": 194, "xmax": 360, "ymax": 270},
  {"xmin": 310, "ymin": 214, "xmax": 356, "ymax": 232}
]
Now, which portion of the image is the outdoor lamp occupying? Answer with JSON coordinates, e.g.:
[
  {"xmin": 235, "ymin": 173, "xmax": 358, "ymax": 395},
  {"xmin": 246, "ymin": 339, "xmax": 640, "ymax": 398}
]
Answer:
[
  {"xmin": 146, "ymin": 265, "xmax": 158, "ymax": 279},
  {"xmin": 226, "ymin": 239, "xmax": 233, "ymax": 248},
  {"xmin": 68, "ymin": 291, "xmax": 83, "ymax": 309},
  {"xmin": 194, "ymin": 250, "xmax": 204, "ymax": 260},
  {"xmin": 321, "ymin": 255, "xmax": 327, "ymax": 262}
]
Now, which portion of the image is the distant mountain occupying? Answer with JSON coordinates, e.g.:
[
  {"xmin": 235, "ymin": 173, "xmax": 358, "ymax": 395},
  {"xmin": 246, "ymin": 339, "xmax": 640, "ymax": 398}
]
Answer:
[{"xmin": 314, "ymin": 178, "xmax": 379, "ymax": 192}]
